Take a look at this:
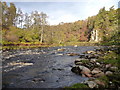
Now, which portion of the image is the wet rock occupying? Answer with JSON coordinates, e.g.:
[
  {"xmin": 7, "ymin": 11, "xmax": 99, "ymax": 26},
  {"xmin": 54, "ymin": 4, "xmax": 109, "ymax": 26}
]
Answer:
[
  {"xmin": 79, "ymin": 54, "xmax": 86, "ymax": 58},
  {"xmin": 75, "ymin": 59, "xmax": 82, "ymax": 62},
  {"xmin": 8, "ymin": 62, "xmax": 33, "ymax": 66},
  {"xmin": 105, "ymin": 71, "xmax": 113, "ymax": 76},
  {"xmin": 71, "ymin": 66, "xmax": 82, "ymax": 74},
  {"xmin": 94, "ymin": 72, "xmax": 105, "ymax": 78},
  {"xmin": 91, "ymin": 68, "xmax": 102, "ymax": 74},
  {"xmin": 86, "ymin": 54, "xmax": 99, "ymax": 59},
  {"xmin": 86, "ymin": 50, "xmax": 96, "ymax": 54},
  {"xmin": 67, "ymin": 53, "xmax": 80, "ymax": 56},
  {"xmin": 52, "ymin": 68, "xmax": 64, "ymax": 71},
  {"xmin": 87, "ymin": 81, "xmax": 97, "ymax": 88},
  {"xmin": 56, "ymin": 53, "xmax": 63, "ymax": 56},
  {"xmin": 71, "ymin": 65, "xmax": 91, "ymax": 76},
  {"xmin": 32, "ymin": 78, "xmax": 45, "ymax": 83},
  {"xmin": 57, "ymin": 48, "xmax": 65, "ymax": 51},
  {"xmin": 75, "ymin": 58, "xmax": 89, "ymax": 65},
  {"xmin": 75, "ymin": 62, "xmax": 82, "ymax": 65}
]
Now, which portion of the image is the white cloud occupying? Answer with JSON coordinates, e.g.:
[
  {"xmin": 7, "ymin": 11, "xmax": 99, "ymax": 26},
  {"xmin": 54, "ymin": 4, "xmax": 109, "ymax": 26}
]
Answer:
[
  {"xmin": 5, "ymin": 0, "xmax": 119, "ymax": 25},
  {"xmin": 48, "ymin": 14, "xmax": 79, "ymax": 25}
]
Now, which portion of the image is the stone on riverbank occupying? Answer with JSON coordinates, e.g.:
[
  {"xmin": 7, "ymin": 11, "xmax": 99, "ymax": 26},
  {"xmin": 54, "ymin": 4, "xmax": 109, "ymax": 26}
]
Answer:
[
  {"xmin": 91, "ymin": 68, "xmax": 102, "ymax": 74},
  {"xmin": 87, "ymin": 81, "xmax": 97, "ymax": 88}
]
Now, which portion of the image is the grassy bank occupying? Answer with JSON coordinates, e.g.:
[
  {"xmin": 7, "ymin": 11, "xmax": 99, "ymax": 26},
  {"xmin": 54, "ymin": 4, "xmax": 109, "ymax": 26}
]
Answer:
[{"xmin": 1, "ymin": 41, "xmax": 100, "ymax": 50}]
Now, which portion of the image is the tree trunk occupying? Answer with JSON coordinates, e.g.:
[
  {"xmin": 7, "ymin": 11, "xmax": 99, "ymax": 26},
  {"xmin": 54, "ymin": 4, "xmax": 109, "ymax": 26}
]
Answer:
[{"xmin": 40, "ymin": 25, "xmax": 44, "ymax": 43}]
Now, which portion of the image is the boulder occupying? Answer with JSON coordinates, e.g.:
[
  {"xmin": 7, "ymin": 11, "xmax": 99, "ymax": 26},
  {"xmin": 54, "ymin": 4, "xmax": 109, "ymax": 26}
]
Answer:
[
  {"xmin": 71, "ymin": 65, "xmax": 91, "ymax": 77},
  {"xmin": 91, "ymin": 68, "xmax": 102, "ymax": 74},
  {"xmin": 87, "ymin": 81, "xmax": 97, "ymax": 88},
  {"xmin": 94, "ymin": 72, "xmax": 105, "ymax": 78},
  {"xmin": 71, "ymin": 66, "xmax": 81, "ymax": 74},
  {"xmin": 81, "ymin": 72, "xmax": 92, "ymax": 77},
  {"xmin": 79, "ymin": 66, "xmax": 91, "ymax": 74},
  {"xmin": 79, "ymin": 66, "xmax": 91, "ymax": 77},
  {"xmin": 105, "ymin": 71, "xmax": 113, "ymax": 76}
]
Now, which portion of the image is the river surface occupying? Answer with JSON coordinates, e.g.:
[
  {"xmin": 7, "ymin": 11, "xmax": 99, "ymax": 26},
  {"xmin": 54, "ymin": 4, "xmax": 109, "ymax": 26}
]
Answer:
[{"xmin": 2, "ymin": 46, "xmax": 104, "ymax": 88}]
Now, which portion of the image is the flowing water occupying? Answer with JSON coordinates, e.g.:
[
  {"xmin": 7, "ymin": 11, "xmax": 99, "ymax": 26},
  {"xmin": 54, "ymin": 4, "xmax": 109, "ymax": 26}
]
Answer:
[{"xmin": 2, "ymin": 46, "xmax": 103, "ymax": 88}]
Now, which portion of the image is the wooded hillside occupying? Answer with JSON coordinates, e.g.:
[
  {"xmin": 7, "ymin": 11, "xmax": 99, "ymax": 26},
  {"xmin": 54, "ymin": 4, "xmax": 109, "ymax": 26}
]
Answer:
[{"xmin": 1, "ymin": 2, "xmax": 120, "ymax": 46}]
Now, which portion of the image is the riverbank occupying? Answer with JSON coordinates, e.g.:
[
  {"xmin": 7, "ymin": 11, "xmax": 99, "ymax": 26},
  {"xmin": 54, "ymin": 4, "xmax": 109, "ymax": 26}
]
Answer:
[
  {"xmin": 2, "ymin": 40, "xmax": 120, "ymax": 51},
  {"xmin": 2, "ymin": 41, "xmax": 120, "ymax": 50},
  {"xmin": 66, "ymin": 46, "xmax": 120, "ymax": 89},
  {"xmin": 1, "ymin": 42, "xmax": 100, "ymax": 50}
]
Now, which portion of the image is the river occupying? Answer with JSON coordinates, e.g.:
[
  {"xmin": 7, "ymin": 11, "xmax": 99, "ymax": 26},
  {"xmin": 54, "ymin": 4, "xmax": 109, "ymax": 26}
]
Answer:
[{"xmin": 2, "ymin": 46, "xmax": 104, "ymax": 88}]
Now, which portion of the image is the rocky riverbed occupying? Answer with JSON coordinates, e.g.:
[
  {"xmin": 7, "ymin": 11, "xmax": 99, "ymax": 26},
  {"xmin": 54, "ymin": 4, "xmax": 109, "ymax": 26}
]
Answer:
[
  {"xmin": 71, "ymin": 46, "xmax": 120, "ymax": 89},
  {"xmin": 2, "ymin": 46, "xmax": 119, "ymax": 88}
]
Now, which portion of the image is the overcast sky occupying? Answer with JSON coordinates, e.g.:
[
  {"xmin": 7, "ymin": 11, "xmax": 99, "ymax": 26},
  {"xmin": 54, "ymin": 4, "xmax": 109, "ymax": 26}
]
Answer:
[{"xmin": 5, "ymin": 0, "xmax": 119, "ymax": 25}]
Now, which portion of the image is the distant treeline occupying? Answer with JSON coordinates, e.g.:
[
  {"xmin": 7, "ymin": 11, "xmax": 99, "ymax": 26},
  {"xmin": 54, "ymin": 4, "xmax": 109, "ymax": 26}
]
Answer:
[{"xmin": 1, "ymin": 2, "xmax": 120, "ymax": 45}]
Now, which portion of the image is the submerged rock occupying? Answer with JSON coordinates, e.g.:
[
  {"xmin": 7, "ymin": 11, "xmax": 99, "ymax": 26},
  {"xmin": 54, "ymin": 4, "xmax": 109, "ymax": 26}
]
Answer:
[
  {"xmin": 66, "ymin": 53, "xmax": 80, "ymax": 56},
  {"xmin": 32, "ymin": 78, "xmax": 45, "ymax": 83}
]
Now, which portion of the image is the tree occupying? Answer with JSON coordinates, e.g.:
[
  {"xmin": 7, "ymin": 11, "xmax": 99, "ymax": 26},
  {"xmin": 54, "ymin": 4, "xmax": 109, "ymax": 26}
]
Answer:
[
  {"xmin": 2, "ymin": 2, "xmax": 9, "ymax": 29},
  {"xmin": 40, "ymin": 12, "xmax": 47, "ymax": 43},
  {"xmin": 8, "ymin": 3, "xmax": 16, "ymax": 26},
  {"xmin": 16, "ymin": 8, "xmax": 24, "ymax": 28},
  {"xmin": 24, "ymin": 13, "xmax": 32, "ymax": 28}
]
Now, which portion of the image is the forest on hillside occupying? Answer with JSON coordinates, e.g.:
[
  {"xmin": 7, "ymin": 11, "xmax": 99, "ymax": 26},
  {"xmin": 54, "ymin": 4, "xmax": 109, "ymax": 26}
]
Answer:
[{"xmin": 0, "ymin": 2, "xmax": 120, "ymax": 46}]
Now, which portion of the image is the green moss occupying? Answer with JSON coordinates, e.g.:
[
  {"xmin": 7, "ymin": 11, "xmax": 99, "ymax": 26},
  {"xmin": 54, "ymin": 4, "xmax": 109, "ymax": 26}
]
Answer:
[
  {"xmin": 65, "ymin": 83, "xmax": 89, "ymax": 88},
  {"xmin": 80, "ymin": 60, "xmax": 90, "ymax": 63},
  {"xmin": 97, "ymin": 76, "xmax": 109, "ymax": 88},
  {"xmin": 97, "ymin": 50, "xmax": 120, "ymax": 67}
]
